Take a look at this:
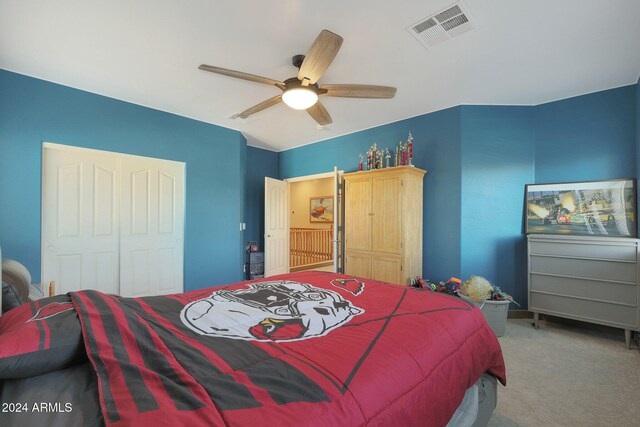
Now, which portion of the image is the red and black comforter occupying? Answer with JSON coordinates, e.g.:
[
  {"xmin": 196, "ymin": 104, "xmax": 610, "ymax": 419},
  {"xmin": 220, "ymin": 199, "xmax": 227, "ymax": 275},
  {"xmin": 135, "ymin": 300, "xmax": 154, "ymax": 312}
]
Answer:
[{"xmin": 0, "ymin": 271, "xmax": 506, "ymax": 426}]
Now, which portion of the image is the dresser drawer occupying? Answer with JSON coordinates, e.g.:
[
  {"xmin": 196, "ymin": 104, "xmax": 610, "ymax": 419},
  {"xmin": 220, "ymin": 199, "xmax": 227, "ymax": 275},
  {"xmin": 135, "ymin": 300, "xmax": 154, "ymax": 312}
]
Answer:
[
  {"xmin": 530, "ymin": 256, "xmax": 637, "ymax": 284},
  {"xmin": 529, "ymin": 240, "xmax": 637, "ymax": 262},
  {"xmin": 530, "ymin": 274, "xmax": 638, "ymax": 306},
  {"xmin": 530, "ymin": 292, "xmax": 638, "ymax": 328}
]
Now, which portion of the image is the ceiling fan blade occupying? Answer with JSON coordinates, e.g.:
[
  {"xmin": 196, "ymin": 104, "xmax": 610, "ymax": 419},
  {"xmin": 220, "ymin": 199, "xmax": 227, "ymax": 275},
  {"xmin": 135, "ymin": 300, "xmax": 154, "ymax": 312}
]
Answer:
[
  {"xmin": 199, "ymin": 64, "xmax": 285, "ymax": 88},
  {"xmin": 238, "ymin": 95, "xmax": 283, "ymax": 119},
  {"xmin": 298, "ymin": 30, "xmax": 343, "ymax": 85},
  {"xmin": 319, "ymin": 84, "xmax": 397, "ymax": 99},
  {"xmin": 307, "ymin": 101, "xmax": 332, "ymax": 126}
]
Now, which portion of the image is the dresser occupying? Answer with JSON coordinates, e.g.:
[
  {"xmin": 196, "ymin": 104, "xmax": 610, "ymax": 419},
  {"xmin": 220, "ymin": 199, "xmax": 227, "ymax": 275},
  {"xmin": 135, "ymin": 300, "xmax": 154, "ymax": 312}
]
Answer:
[
  {"xmin": 343, "ymin": 166, "xmax": 426, "ymax": 285},
  {"xmin": 528, "ymin": 234, "xmax": 640, "ymax": 348}
]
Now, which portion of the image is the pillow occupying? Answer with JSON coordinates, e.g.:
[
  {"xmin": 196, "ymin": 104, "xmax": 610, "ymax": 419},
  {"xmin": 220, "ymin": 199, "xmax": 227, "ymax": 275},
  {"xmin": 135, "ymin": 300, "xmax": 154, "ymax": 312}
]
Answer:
[
  {"xmin": 0, "ymin": 294, "xmax": 86, "ymax": 378},
  {"xmin": 2, "ymin": 281, "xmax": 23, "ymax": 313},
  {"xmin": 1, "ymin": 259, "xmax": 31, "ymax": 302}
]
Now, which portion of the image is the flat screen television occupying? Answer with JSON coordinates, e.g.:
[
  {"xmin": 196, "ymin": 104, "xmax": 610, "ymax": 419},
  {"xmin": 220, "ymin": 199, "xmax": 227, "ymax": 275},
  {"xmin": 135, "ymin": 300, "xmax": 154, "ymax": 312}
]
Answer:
[{"xmin": 525, "ymin": 179, "xmax": 637, "ymax": 237}]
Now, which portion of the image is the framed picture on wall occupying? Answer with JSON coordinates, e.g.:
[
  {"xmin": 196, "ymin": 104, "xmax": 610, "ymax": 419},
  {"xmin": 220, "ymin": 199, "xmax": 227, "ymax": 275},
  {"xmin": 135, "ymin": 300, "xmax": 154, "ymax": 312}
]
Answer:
[
  {"xmin": 525, "ymin": 179, "xmax": 637, "ymax": 237},
  {"xmin": 310, "ymin": 196, "xmax": 334, "ymax": 223}
]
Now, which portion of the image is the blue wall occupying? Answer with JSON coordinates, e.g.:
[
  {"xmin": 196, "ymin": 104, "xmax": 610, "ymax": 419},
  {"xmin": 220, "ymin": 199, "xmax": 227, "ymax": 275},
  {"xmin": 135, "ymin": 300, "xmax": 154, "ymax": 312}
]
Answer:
[
  {"xmin": 277, "ymin": 84, "xmax": 638, "ymax": 309},
  {"xmin": 534, "ymin": 85, "xmax": 636, "ymax": 183},
  {"xmin": 0, "ymin": 69, "xmax": 247, "ymax": 290},
  {"xmin": 460, "ymin": 106, "xmax": 535, "ymax": 307},
  {"xmin": 245, "ymin": 146, "xmax": 279, "ymax": 252},
  {"xmin": 3, "ymin": 68, "xmax": 637, "ymax": 305},
  {"xmin": 279, "ymin": 107, "xmax": 462, "ymax": 281}
]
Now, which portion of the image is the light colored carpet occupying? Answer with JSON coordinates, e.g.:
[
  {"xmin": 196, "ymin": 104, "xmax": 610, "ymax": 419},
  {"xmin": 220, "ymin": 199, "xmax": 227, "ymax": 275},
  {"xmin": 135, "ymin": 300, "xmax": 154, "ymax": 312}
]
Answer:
[{"xmin": 489, "ymin": 318, "xmax": 639, "ymax": 427}]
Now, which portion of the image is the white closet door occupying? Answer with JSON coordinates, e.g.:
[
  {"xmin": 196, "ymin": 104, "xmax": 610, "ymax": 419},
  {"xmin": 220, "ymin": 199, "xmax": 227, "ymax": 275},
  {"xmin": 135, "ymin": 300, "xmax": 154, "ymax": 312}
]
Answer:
[
  {"xmin": 42, "ymin": 147, "xmax": 121, "ymax": 294},
  {"xmin": 119, "ymin": 157, "xmax": 184, "ymax": 296},
  {"xmin": 333, "ymin": 167, "xmax": 341, "ymax": 273}
]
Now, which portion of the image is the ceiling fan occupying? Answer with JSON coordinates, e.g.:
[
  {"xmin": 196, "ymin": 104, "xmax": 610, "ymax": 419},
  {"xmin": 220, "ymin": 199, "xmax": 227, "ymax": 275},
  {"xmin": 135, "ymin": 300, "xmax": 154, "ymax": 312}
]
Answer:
[{"xmin": 199, "ymin": 29, "xmax": 397, "ymax": 126}]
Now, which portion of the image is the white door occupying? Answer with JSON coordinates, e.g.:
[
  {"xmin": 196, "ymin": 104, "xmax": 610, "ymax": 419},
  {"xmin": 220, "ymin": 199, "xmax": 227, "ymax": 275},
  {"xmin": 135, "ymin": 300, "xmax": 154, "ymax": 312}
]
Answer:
[
  {"xmin": 333, "ymin": 167, "xmax": 342, "ymax": 273},
  {"xmin": 264, "ymin": 177, "xmax": 289, "ymax": 277},
  {"xmin": 43, "ymin": 146, "xmax": 121, "ymax": 294},
  {"xmin": 42, "ymin": 143, "xmax": 185, "ymax": 296},
  {"xmin": 120, "ymin": 157, "xmax": 185, "ymax": 296}
]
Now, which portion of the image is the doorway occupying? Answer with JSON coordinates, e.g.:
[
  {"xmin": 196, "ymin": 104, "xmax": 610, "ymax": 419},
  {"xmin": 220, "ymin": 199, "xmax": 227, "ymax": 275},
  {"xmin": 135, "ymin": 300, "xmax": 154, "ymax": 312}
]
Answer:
[
  {"xmin": 263, "ymin": 168, "xmax": 343, "ymax": 277},
  {"xmin": 289, "ymin": 177, "xmax": 335, "ymax": 272}
]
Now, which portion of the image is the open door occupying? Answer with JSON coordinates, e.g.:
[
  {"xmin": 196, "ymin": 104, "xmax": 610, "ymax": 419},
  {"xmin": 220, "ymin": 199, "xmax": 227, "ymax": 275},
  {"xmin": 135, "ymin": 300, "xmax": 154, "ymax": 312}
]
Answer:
[
  {"xmin": 333, "ymin": 167, "xmax": 344, "ymax": 273},
  {"xmin": 264, "ymin": 177, "xmax": 289, "ymax": 277}
]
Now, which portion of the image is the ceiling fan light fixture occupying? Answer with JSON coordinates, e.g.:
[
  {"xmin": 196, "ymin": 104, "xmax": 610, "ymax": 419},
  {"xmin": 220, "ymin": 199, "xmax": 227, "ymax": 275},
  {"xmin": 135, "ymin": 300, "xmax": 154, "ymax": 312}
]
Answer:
[{"xmin": 282, "ymin": 87, "xmax": 318, "ymax": 110}]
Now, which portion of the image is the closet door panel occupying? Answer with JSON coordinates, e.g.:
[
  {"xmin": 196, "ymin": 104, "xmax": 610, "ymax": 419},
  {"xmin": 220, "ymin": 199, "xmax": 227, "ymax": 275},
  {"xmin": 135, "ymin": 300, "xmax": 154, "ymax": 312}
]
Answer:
[
  {"xmin": 121, "ymin": 166, "xmax": 154, "ymax": 297},
  {"xmin": 131, "ymin": 170, "xmax": 151, "ymax": 235},
  {"xmin": 57, "ymin": 163, "xmax": 82, "ymax": 238},
  {"xmin": 43, "ymin": 147, "xmax": 120, "ymax": 294},
  {"xmin": 120, "ymin": 157, "xmax": 184, "ymax": 297},
  {"xmin": 154, "ymin": 162, "xmax": 184, "ymax": 295},
  {"xmin": 94, "ymin": 251, "xmax": 118, "ymax": 294},
  {"xmin": 93, "ymin": 165, "xmax": 117, "ymax": 236}
]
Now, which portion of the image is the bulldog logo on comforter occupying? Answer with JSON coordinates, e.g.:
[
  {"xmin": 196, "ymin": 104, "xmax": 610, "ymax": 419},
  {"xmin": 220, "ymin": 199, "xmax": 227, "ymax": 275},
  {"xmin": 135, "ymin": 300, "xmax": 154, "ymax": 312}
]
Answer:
[{"xmin": 180, "ymin": 281, "xmax": 363, "ymax": 341}]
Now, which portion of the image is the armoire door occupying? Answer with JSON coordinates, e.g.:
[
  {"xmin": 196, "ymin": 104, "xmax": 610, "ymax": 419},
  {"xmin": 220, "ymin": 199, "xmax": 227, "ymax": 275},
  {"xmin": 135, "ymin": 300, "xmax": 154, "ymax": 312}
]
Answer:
[
  {"xmin": 120, "ymin": 156, "xmax": 185, "ymax": 297},
  {"xmin": 371, "ymin": 176, "xmax": 402, "ymax": 254},
  {"xmin": 372, "ymin": 255, "xmax": 402, "ymax": 284},
  {"xmin": 345, "ymin": 252, "xmax": 372, "ymax": 279},
  {"xmin": 42, "ymin": 146, "xmax": 121, "ymax": 294},
  {"xmin": 345, "ymin": 178, "xmax": 372, "ymax": 252}
]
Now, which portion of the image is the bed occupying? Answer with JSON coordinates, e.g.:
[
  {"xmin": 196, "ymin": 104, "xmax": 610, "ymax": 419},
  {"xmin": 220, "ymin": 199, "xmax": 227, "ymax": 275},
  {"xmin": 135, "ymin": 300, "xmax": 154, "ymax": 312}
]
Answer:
[{"xmin": 0, "ymin": 271, "xmax": 506, "ymax": 426}]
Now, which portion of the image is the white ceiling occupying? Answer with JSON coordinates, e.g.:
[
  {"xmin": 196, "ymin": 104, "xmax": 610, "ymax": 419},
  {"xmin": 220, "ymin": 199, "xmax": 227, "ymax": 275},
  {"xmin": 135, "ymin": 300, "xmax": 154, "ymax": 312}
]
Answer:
[{"xmin": 1, "ymin": 1, "xmax": 639, "ymax": 152}]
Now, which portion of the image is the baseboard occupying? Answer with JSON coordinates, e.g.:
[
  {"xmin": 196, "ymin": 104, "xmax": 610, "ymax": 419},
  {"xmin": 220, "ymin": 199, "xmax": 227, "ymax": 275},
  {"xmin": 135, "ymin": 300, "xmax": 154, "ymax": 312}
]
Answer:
[
  {"xmin": 507, "ymin": 310, "xmax": 533, "ymax": 319},
  {"xmin": 508, "ymin": 311, "xmax": 633, "ymax": 339},
  {"xmin": 537, "ymin": 313, "xmax": 628, "ymax": 336}
]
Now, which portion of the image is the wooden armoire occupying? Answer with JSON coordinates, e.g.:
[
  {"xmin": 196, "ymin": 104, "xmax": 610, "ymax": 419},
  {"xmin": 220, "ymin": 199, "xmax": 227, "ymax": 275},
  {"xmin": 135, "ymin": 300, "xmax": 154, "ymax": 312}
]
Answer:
[{"xmin": 343, "ymin": 166, "xmax": 426, "ymax": 285}]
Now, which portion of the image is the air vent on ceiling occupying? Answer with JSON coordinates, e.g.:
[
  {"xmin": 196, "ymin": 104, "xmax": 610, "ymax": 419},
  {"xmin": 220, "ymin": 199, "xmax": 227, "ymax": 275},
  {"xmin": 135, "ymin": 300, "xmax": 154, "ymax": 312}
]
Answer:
[{"xmin": 407, "ymin": 1, "xmax": 475, "ymax": 50}]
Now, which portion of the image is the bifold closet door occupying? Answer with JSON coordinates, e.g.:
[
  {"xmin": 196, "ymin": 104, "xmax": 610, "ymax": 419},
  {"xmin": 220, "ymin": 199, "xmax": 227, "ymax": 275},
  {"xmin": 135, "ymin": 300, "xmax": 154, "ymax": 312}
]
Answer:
[
  {"xmin": 119, "ymin": 157, "xmax": 184, "ymax": 297},
  {"xmin": 43, "ymin": 144, "xmax": 185, "ymax": 297},
  {"xmin": 42, "ymin": 147, "xmax": 121, "ymax": 295}
]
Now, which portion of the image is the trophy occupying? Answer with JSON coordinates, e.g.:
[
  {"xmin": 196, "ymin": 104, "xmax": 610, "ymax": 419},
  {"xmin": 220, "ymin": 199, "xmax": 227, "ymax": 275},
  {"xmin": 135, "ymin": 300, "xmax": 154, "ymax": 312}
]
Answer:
[
  {"xmin": 359, "ymin": 153, "xmax": 363, "ymax": 171},
  {"xmin": 372, "ymin": 143, "xmax": 378, "ymax": 169},
  {"xmin": 385, "ymin": 149, "xmax": 391, "ymax": 168},
  {"xmin": 407, "ymin": 132, "xmax": 414, "ymax": 166}
]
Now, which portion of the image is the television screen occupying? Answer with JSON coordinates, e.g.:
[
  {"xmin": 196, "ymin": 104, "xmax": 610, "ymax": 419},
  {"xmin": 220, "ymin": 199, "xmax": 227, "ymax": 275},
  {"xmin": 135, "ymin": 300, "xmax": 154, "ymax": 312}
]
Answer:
[{"xmin": 525, "ymin": 179, "xmax": 637, "ymax": 237}]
